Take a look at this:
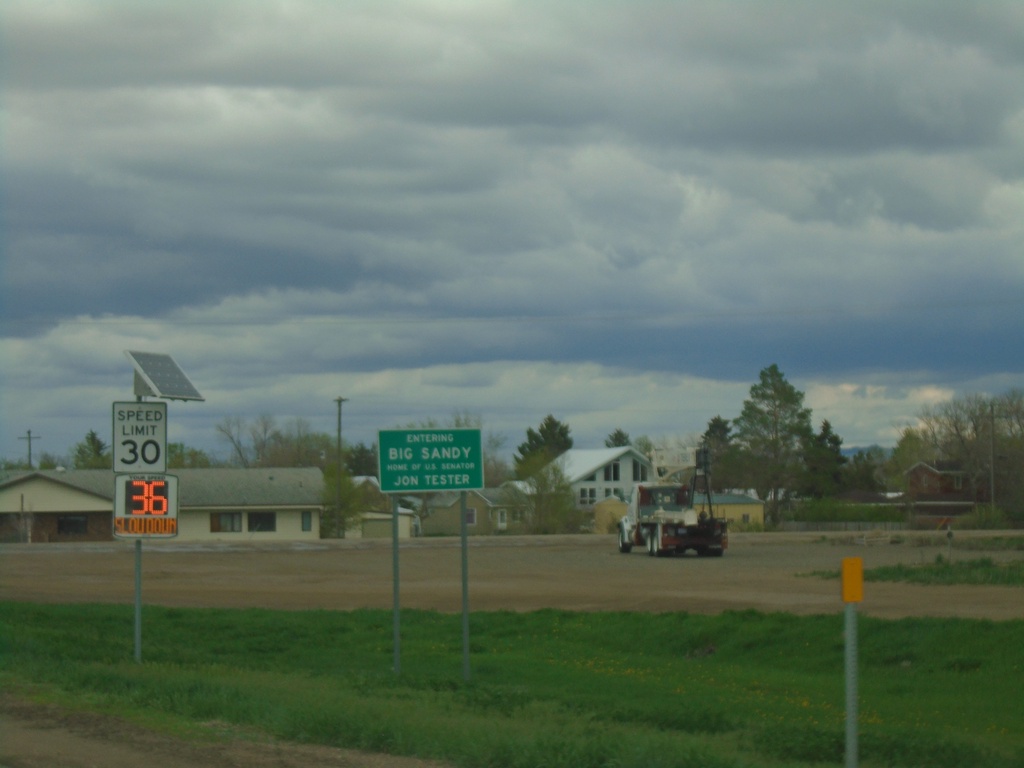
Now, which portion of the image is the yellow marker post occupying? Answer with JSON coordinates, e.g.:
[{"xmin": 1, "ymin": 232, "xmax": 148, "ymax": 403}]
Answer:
[
  {"xmin": 841, "ymin": 557, "xmax": 863, "ymax": 768},
  {"xmin": 842, "ymin": 556, "xmax": 864, "ymax": 603}
]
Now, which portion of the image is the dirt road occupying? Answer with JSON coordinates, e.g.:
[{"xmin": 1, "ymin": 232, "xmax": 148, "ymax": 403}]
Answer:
[
  {"xmin": 2, "ymin": 532, "xmax": 1022, "ymax": 618},
  {"xmin": 2, "ymin": 532, "xmax": 1022, "ymax": 767}
]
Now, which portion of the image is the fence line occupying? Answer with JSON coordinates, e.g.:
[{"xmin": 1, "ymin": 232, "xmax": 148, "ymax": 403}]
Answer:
[{"xmin": 780, "ymin": 521, "xmax": 907, "ymax": 532}]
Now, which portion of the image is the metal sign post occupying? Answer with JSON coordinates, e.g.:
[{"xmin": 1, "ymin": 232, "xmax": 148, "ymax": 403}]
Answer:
[
  {"xmin": 134, "ymin": 540, "xmax": 143, "ymax": 662},
  {"xmin": 842, "ymin": 557, "xmax": 864, "ymax": 768},
  {"xmin": 460, "ymin": 491, "xmax": 470, "ymax": 681},
  {"xmin": 113, "ymin": 351, "xmax": 203, "ymax": 663},
  {"xmin": 378, "ymin": 429, "xmax": 483, "ymax": 678},
  {"xmin": 392, "ymin": 496, "xmax": 401, "ymax": 675},
  {"xmin": 114, "ymin": 473, "xmax": 179, "ymax": 663}
]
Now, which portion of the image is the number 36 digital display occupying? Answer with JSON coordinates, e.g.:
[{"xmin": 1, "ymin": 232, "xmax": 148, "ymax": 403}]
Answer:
[{"xmin": 113, "ymin": 474, "xmax": 179, "ymax": 538}]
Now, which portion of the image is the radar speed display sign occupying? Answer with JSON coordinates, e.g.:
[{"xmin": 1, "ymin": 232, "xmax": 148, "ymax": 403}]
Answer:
[{"xmin": 113, "ymin": 473, "xmax": 179, "ymax": 538}]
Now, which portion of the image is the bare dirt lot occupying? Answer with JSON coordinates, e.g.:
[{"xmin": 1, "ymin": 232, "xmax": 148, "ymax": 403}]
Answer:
[{"xmin": 3, "ymin": 532, "xmax": 1022, "ymax": 767}]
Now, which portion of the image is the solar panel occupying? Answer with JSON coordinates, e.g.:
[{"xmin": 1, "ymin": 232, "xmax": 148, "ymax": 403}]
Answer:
[{"xmin": 125, "ymin": 351, "xmax": 205, "ymax": 401}]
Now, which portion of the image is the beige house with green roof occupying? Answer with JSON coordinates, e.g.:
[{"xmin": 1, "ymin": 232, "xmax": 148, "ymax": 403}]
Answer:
[{"xmin": 0, "ymin": 468, "xmax": 324, "ymax": 543}]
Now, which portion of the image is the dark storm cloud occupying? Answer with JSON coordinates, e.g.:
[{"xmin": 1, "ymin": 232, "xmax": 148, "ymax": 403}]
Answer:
[{"xmin": 2, "ymin": 1, "xmax": 1022, "ymax": 460}]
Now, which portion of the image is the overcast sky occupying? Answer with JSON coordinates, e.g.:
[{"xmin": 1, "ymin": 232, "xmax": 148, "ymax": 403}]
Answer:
[{"xmin": 2, "ymin": 0, "xmax": 1023, "ymax": 466}]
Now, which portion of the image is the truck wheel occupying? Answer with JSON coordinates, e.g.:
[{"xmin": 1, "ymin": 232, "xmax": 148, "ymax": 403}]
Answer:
[{"xmin": 618, "ymin": 527, "xmax": 633, "ymax": 554}]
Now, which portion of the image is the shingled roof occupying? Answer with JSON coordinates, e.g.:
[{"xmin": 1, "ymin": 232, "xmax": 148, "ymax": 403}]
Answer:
[{"xmin": 0, "ymin": 468, "xmax": 324, "ymax": 508}]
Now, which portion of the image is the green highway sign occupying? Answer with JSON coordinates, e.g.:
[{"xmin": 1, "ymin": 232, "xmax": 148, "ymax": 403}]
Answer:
[{"xmin": 378, "ymin": 428, "xmax": 483, "ymax": 493}]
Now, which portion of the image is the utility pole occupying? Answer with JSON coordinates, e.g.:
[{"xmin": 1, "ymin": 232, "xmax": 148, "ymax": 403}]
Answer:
[
  {"xmin": 18, "ymin": 430, "xmax": 41, "ymax": 468},
  {"xmin": 335, "ymin": 397, "xmax": 349, "ymax": 537}
]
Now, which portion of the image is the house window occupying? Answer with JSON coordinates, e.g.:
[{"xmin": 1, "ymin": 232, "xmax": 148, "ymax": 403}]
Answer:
[
  {"xmin": 603, "ymin": 462, "xmax": 620, "ymax": 482},
  {"xmin": 579, "ymin": 488, "xmax": 596, "ymax": 505},
  {"xmin": 248, "ymin": 512, "xmax": 277, "ymax": 532},
  {"xmin": 301, "ymin": 510, "xmax": 312, "ymax": 532},
  {"xmin": 465, "ymin": 509, "xmax": 477, "ymax": 526},
  {"xmin": 633, "ymin": 460, "xmax": 648, "ymax": 482},
  {"xmin": 953, "ymin": 475, "xmax": 963, "ymax": 490},
  {"xmin": 57, "ymin": 515, "xmax": 88, "ymax": 536},
  {"xmin": 211, "ymin": 513, "xmax": 242, "ymax": 533}
]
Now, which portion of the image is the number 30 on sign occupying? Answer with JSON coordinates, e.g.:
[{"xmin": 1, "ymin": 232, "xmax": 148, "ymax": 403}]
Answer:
[{"xmin": 113, "ymin": 474, "xmax": 179, "ymax": 538}]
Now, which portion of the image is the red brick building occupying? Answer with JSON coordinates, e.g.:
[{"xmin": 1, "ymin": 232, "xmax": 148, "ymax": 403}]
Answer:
[{"xmin": 905, "ymin": 460, "xmax": 983, "ymax": 520}]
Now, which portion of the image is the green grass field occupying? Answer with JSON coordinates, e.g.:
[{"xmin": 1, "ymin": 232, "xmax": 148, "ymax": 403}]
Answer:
[{"xmin": 3, "ymin": 600, "xmax": 1022, "ymax": 768}]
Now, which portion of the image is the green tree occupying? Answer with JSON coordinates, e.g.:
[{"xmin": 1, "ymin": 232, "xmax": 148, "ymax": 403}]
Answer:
[
  {"xmin": 346, "ymin": 442, "xmax": 378, "ymax": 477},
  {"xmin": 605, "ymin": 429, "xmax": 631, "ymax": 448},
  {"xmin": 885, "ymin": 426, "xmax": 933, "ymax": 492},
  {"xmin": 514, "ymin": 415, "xmax": 573, "ymax": 478},
  {"xmin": 731, "ymin": 364, "xmax": 812, "ymax": 524},
  {"xmin": 36, "ymin": 452, "xmax": 64, "ymax": 470},
  {"xmin": 167, "ymin": 443, "xmax": 214, "ymax": 468},
  {"xmin": 842, "ymin": 446, "xmax": 887, "ymax": 493},
  {"xmin": 72, "ymin": 430, "xmax": 111, "ymax": 469},
  {"xmin": 321, "ymin": 464, "xmax": 383, "ymax": 538},
  {"xmin": 503, "ymin": 453, "xmax": 580, "ymax": 534},
  {"xmin": 798, "ymin": 420, "xmax": 846, "ymax": 498},
  {"xmin": 702, "ymin": 415, "xmax": 740, "ymax": 492}
]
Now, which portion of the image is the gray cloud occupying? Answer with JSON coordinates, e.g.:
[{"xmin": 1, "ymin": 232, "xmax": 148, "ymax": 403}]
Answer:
[{"xmin": 2, "ymin": 0, "xmax": 1022, "ymax": 461}]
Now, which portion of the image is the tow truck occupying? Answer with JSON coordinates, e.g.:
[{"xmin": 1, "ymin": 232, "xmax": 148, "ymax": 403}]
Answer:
[{"xmin": 617, "ymin": 445, "xmax": 727, "ymax": 557}]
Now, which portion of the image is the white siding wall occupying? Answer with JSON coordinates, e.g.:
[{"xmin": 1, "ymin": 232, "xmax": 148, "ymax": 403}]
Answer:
[
  {"xmin": 175, "ymin": 509, "xmax": 320, "ymax": 542},
  {"xmin": 573, "ymin": 457, "xmax": 652, "ymax": 507},
  {"xmin": 0, "ymin": 480, "xmax": 108, "ymax": 513}
]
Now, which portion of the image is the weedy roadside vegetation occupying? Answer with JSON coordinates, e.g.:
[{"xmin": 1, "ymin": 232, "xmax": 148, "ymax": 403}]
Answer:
[
  {"xmin": 811, "ymin": 555, "xmax": 1024, "ymax": 587},
  {"xmin": 3, "ymin": 603, "xmax": 1022, "ymax": 767}
]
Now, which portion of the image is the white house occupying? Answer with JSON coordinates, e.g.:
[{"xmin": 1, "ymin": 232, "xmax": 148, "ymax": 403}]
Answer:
[{"xmin": 557, "ymin": 447, "xmax": 655, "ymax": 507}]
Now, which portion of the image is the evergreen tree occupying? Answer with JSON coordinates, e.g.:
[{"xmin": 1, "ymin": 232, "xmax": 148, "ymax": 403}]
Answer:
[
  {"xmin": 731, "ymin": 364, "xmax": 812, "ymax": 524},
  {"xmin": 605, "ymin": 428, "xmax": 631, "ymax": 448},
  {"xmin": 514, "ymin": 415, "xmax": 573, "ymax": 478},
  {"xmin": 346, "ymin": 442, "xmax": 379, "ymax": 477},
  {"xmin": 72, "ymin": 430, "xmax": 111, "ymax": 469},
  {"xmin": 842, "ymin": 447, "xmax": 887, "ymax": 493},
  {"xmin": 703, "ymin": 415, "xmax": 738, "ymax": 492},
  {"xmin": 799, "ymin": 420, "xmax": 846, "ymax": 498}
]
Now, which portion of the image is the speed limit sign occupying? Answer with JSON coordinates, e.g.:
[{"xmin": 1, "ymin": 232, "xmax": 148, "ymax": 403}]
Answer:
[{"xmin": 112, "ymin": 401, "xmax": 168, "ymax": 473}]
